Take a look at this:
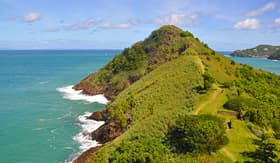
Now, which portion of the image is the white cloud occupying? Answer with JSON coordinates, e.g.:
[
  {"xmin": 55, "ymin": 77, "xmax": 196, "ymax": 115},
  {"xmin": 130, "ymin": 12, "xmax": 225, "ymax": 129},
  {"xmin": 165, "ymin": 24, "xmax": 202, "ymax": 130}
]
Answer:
[
  {"xmin": 23, "ymin": 12, "xmax": 41, "ymax": 23},
  {"xmin": 246, "ymin": 2, "xmax": 276, "ymax": 17},
  {"xmin": 64, "ymin": 19, "xmax": 100, "ymax": 31},
  {"xmin": 274, "ymin": 17, "xmax": 280, "ymax": 25},
  {"xmin": 154, "ymin": 13, "xmax": 198, "ymax": 26},
  {"xmin": 101, "ymin": 19, "xmax": 137, "ymax": 29},
  {"xmin": 233, "ymin": 18, "xmax": 260, "ymax": 30}
]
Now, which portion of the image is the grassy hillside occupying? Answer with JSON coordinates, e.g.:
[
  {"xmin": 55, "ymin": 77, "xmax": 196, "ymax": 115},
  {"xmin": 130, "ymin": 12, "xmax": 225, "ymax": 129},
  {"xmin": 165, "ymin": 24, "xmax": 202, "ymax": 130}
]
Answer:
[
  {"xmin": 74, "ymin": 25, "xmax": 213, "ymax": 99},
  {"xmin": 74, "ymin": 26, "xmax": 280, "ymax": 162},
  {"xmin": 87, "ymin": 55, "xmax": 212, "ymax": 162}
]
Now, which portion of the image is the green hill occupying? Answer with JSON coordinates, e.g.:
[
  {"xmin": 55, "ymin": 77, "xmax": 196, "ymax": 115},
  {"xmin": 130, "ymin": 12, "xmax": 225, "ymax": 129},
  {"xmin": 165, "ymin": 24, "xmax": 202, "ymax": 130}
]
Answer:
[
  {"xmin": 73, "ymin": 26, "xmax": 280, "ymax": 163},
  {"xmin": 231, "ymin": 45, "xmax": 280, "ymax": 60},
  {"xmin": 73, "ymin": 25, "xmax": 212, "ymax": 99}
]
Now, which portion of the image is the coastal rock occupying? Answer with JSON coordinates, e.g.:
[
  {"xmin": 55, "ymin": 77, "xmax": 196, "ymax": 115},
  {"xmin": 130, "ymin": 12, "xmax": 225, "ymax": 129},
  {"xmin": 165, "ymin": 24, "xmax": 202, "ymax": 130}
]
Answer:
[
  {"xmin": 91, "ymin": 121, "xmax": 126, "ymax": 144},
  {"xmin": 73, "ymin": 81, "xmax": 103, "ymax": 96},
  {"xmin": 88, "ymin": 111, "xmax": 107, "ymax": 121},
  {"xmin": 73, "ymin": 146, "xmax": 102, "ymax": 163}
]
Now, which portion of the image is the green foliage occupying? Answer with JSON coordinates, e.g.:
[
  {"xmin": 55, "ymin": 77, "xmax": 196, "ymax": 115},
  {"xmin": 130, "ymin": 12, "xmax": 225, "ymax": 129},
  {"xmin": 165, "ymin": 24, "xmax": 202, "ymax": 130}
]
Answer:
[
  {"xmin": 109, "ymin": 91, "xmax": 136, "ymax": 127},
  {"xmin": 167, "ymin": 114, "xmax": 228, "ymax": 154},
  {"xmin": 180, "ymin": 31, "xmax": 194, "ymax": 37},
  {"xmin": 227, "ymin": 66, "xmax": 280, "ymax": 126},
  {"xmin": 203, "ymin": 73, "xmax": 215, "ymax": 90},
  {"xmin": 223, "ymin": 96, "xmax": 257, "ymax": 112},
  {"xmin": 243, "ymin": 136, "xmax": 279, "ymax": 163},
  {"xmin": 80, "ymin": 25, "xmax": 280, "ymax": 162},
  {"xmin": 109, "ymin": 135, "xmax": 171, "ymax": 163},
  {"xmin": 90, "ymin": 55, "xmax": 203, "ymax": 162}
]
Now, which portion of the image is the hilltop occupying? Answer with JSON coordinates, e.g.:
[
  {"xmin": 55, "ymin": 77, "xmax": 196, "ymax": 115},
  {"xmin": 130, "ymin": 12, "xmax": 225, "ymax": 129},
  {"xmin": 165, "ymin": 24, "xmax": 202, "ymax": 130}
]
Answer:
[
  {"xmin": 231, "ymin": 45, "xmax": 280, "ymax": 60},
  {"xmin": 73, "ymin": 25, "xmax": 212, "ymax": 99},
  {"xmin": 74, "ymin": 26, "xmax": 280, "ymax": 162}
]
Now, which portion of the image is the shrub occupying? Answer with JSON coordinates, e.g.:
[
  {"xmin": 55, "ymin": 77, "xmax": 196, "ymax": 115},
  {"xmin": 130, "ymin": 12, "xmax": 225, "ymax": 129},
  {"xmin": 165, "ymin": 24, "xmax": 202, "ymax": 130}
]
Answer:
[
  {"xmin": 109, "ymin": 135, "xmax": 170, "ymax": 162},
  {"xmin": 203, "ymin": 73, "xmax": 215, "ymax": 90},
  {"xmin": 223, "ymin": 96, "xmax": 256, "ymax": 112},
  {"xmin": 180, "ymin": 31, "xmax": 194, "ymax": 37},
  {"xmin": 167, "ymin": 114, "xmax": 228, "ymax": 154}
]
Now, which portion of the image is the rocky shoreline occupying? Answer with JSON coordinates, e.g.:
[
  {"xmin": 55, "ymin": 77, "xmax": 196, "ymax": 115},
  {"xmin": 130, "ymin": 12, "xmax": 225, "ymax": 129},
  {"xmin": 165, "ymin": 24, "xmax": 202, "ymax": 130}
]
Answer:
[{"xmin": 73, "ymin": 109, "xmax": 126, "ymax": 162}]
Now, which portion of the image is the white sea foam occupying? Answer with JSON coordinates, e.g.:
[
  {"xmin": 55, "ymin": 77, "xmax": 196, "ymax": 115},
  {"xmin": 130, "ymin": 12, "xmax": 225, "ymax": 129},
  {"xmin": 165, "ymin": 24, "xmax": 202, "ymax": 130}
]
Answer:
[
  {"xmin": 67, "ymin": 112, "xmax": 104, "ymax": 162},
  {"xmin": 56, "ymin": 85, "xmax": 108, "ymax": 104},
  {"xmin": 73, "ymin": 112, "xmax": 105, "ymax": 151}
]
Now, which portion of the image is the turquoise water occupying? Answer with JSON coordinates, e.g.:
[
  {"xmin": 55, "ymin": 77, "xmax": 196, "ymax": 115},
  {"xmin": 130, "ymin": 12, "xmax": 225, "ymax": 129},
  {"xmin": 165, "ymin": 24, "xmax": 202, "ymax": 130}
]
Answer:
[
  {"xmin": 0, "ymin": 50, "xmax": 119, "ymax": 163},
  {"xmin": 220, "ymin": 51, "xmax": 280, "ymax": 75},
  {"xmin": 0, "ymin": 50, "xmax": 279, "ymax": 163}
]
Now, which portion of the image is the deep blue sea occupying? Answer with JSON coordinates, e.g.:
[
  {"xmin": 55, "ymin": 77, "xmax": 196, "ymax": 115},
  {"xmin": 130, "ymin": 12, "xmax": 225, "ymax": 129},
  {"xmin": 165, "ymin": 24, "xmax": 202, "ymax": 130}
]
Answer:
[{"xmin": 0, "ymin": 50, "xmax": 279, "ymax": 163}]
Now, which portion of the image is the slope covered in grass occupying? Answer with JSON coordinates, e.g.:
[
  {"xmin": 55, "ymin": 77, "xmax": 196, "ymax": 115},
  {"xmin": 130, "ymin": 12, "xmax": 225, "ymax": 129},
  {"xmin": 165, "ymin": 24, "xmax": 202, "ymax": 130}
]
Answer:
[
  {"xmin": 73, "ymin": 25, "xmax": 280, "ymax": 162},
  {"xmin": 89, "ymin": 55, "xmax": 205, "ymax": 162},
  {"xmin": 73, "ymin": 25, "xmax": 213, "ymax": 99}
]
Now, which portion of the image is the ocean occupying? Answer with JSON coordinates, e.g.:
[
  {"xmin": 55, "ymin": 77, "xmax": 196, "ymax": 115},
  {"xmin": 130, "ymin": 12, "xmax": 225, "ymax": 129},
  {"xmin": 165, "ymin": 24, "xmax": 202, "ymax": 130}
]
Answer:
[
  {"xmin": 0, "ymin": 50, "xmax": 279, "ymax": 163},
  {"xmin": 0, "ymin": 50, "xmax": 119, "ymax": 163}
]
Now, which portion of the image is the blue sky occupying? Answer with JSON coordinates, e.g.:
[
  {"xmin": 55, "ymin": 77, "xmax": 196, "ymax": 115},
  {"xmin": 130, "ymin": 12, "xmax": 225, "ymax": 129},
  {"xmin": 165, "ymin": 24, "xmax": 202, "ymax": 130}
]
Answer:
[{"xmin": 0, "ymin": 0, "xmax": 280, "ymax": 51}]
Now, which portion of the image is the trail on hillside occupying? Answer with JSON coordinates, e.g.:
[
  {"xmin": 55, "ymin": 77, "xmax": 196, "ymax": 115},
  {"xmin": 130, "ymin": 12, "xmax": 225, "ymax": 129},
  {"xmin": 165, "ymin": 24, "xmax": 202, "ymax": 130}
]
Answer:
[
  {"xmin": 221, "ymin": 148, "xmax": 237, "ymax": 162},
  {"xmin": 192, "ymin": 56, "xmax": 205, "ymax": 74},
  {"xmin": 192, "ymin": 85, "xmax": 237, "ymax": 162},
  {"xmin": 192, "ymin": 87, "xmax": 222, "ymax": 115}
]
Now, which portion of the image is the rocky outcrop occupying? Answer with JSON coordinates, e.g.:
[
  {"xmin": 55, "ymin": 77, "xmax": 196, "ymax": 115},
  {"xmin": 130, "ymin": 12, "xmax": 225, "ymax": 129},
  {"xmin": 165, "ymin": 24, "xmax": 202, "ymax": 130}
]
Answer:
[
  {"xmin": 91, "ymin": 121, "xmax": 126, "ymax": 144},
  {"xmin": 87, "ymin": 110, "xmax": 108, "ymax": 121},
  {"xmin": 73, "ymin": 81, "xmax": 103, "ymax": 96},
  {"xmin": 73, "ymin": 111, "xmax": 125, "ymax": 162},
  {"xmin": 73, "ymin": 146, "xmax": 102, "ymax": 163}
]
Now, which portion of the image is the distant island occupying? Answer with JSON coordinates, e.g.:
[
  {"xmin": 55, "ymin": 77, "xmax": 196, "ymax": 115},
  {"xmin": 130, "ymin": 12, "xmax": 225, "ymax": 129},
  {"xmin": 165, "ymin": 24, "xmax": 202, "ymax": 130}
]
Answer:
[{"xmin": 231, "ymin": 45, "xmax": 280, "ymax": 60}]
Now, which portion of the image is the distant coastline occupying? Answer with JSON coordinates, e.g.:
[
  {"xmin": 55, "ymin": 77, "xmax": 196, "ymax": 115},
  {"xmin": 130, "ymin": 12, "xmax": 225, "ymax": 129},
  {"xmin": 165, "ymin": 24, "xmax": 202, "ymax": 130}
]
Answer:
[{"xmin": 230, "ymin": 45, "xmax": 280, "ymax": 61}]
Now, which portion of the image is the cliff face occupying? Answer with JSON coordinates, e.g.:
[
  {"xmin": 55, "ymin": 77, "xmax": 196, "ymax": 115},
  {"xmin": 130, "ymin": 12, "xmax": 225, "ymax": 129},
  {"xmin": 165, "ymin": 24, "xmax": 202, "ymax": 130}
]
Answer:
[{"xmin": 231, "ymin": 45, "xmax": 280, "ymax": 60}]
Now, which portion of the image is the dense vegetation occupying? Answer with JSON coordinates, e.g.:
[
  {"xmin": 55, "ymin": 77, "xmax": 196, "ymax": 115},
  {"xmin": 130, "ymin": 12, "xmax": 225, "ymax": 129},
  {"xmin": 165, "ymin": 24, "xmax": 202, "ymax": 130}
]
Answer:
[
  {"xmin": 168, "ymin": 115, "xmax": 228, "ymax": 154},
  {"xmin": 89, "ymin": 55, "xmax": 207, "ymax": 162},
  {"xmin": 224, "ymin": 66, "xmax": 280, "ymax": 127},
  {"xmin": 74, "ymin": 25, "xmax": 280, "ymax": 162},
  {"xmin": 231, "ymin": 44, "xmax": 280, "ymax": 60},
  {"xmin": 243, "ymin": 135, "xmax": 280, "ymax": 162}
]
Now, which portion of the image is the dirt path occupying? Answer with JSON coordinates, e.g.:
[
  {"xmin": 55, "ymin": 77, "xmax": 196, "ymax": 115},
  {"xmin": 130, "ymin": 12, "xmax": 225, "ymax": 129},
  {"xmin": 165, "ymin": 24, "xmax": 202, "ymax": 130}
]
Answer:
[
  {"xmin": 192, "ymin": 56, "xmax": 205, "ymax": 74},
  {"xmin": 221, "ymin": 148, "xmax": 237, "ymax": 162},
  {"xmin": 192, "ymin": 87, "xmax": 222, "ymax": 115}
]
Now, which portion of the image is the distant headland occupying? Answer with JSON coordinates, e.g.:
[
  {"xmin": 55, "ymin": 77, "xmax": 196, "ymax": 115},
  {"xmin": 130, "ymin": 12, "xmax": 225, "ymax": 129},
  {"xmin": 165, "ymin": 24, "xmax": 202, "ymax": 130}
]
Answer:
[{"xmin": 231, "ymin": 45, "xmax": 280, "ymax": 60}]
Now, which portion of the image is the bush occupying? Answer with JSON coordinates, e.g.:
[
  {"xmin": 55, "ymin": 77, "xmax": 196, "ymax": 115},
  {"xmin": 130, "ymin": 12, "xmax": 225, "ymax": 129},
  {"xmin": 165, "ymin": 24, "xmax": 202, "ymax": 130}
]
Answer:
[
  {"xmin": 180, "ymin": 31, "xmax": 194, "ymax": 37},
  {"xmin": 109, "ymin": 135, "xmax": 170, "ymax": 163},
  {"xmin": 223, "ymin": 97, "xmax": 256, "ymax": 112},
  {"xmin": 167, "ymin": 114, "xmax": 228, "ymax": 154},
  {"xmin": 203, "ymin": 73, "xmax": 215, "ymax": 90}
]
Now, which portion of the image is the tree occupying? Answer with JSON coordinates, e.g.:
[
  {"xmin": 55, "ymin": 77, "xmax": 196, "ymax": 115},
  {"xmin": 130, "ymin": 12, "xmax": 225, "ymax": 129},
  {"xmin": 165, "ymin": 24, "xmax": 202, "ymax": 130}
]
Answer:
[{"xmin": 167, "ymin": 114, "xmax": 228, "ymax": 154}]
